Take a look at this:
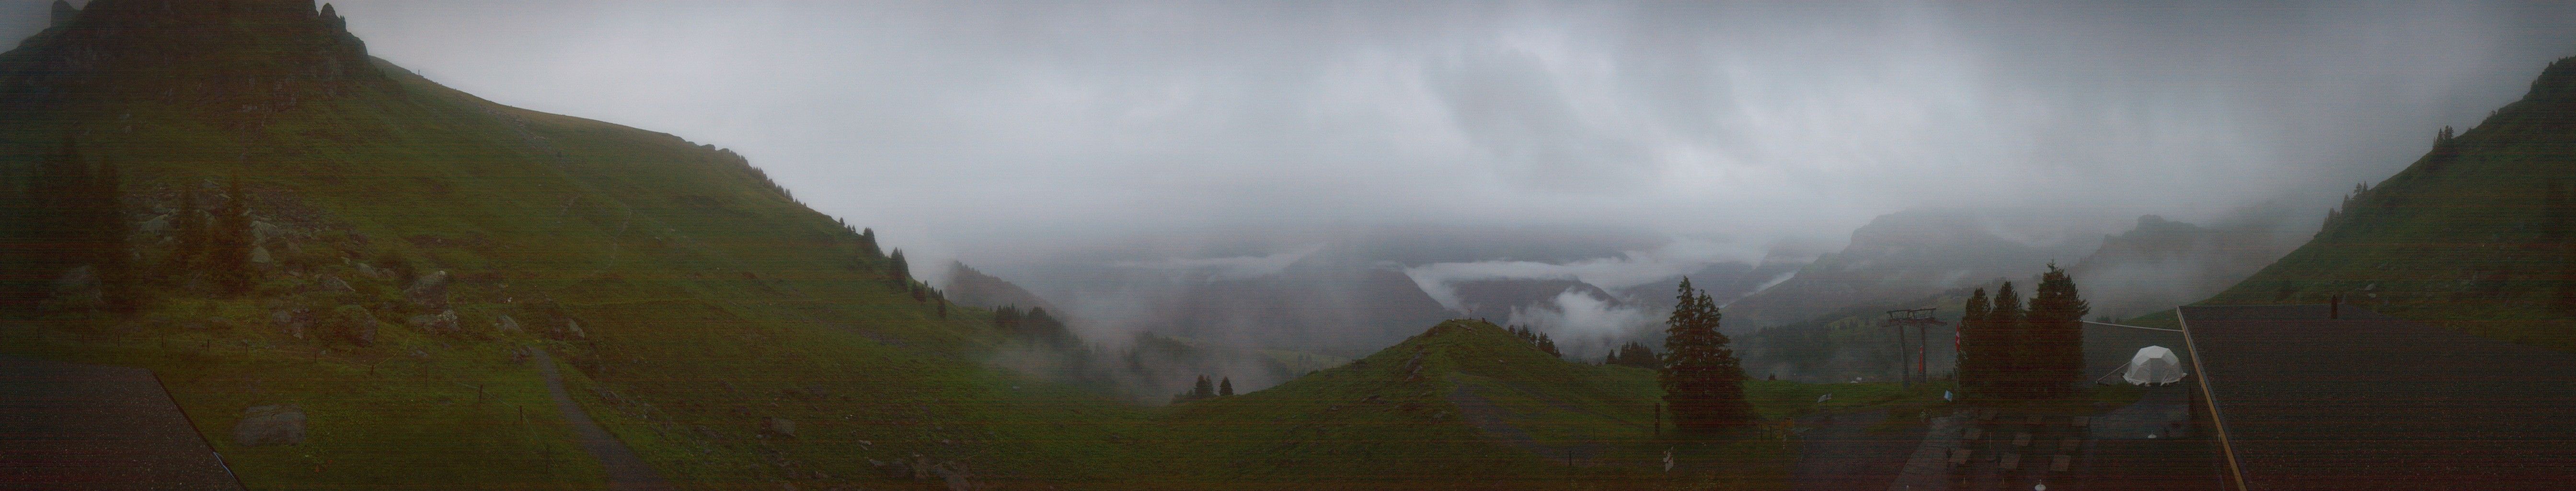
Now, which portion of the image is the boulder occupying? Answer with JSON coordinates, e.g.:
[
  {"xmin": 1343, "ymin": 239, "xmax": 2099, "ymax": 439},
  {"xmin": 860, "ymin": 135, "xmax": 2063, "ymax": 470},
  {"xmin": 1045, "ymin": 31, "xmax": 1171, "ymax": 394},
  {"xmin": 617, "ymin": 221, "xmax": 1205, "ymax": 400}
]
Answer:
[
  {"xmin": 251, "ymin": 221, "xmax": 283, "ymax": 243},
  {"xmin": 137, "ymin": 214, "xmax": 171, "ymax": 235},
  {"xmin": 321, "ymin": 275, "xmax": 356, "ymax": 293},
  {"xmin": 232, "ymin": 405, "xmax": 305, "ymax": 446},
  {"xmin": 494, "ymin": 315, "xmax": 521, "ymax": 334},
  {"xmin": 405, "ymin": 309, "xmax": 458, "ymax": 334},
  {"xmin": 932, "ymin": 462, "xmax": 974, "ymax": 491},
  {"xmin": 270, "ymin": 308, "xmax": 307, "ymax": 339},
  {"xmin": 881, "ymin": 459, "xmax": 913, "ymax": 479},
  {"xmin": 331, "ymin": 305, "xmax": 377, "ymax": 347},
  {"xmin": 404, "ymin": 270, "xmax": 450, "ymax": 308},
  {"xmin": 249, "ymin": 246, "xmax": 273, "ymax": 264},
  {"xmin": 552, "ymin": 318, "xmax": 586, "ymax": 340},
  {"xmin": 761, "ymin": 417, "xmax": 796, "ymax": 438}
]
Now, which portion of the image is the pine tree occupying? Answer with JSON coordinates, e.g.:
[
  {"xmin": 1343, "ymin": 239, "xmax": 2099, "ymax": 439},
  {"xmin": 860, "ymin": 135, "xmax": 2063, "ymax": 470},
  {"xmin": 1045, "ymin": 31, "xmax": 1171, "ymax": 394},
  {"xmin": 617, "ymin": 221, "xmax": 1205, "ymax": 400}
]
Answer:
[
  {"xmin": 168, "ymin": 185, "xmax": 205, "ymax": 273},
  {"xmin": 89, "ymin": 154, "xmax": 133, "ymax": 315},
  {"xmin": 2026, "ymin": 263, "xmax": 2090, "ymax": 401},
  {"xmin": 886, "ymin": 248, "xmax": 910, "ymax": 289},
  {"xmin": 1990, "ymin": 281, "xmax": 2025, "ymax": 400},
  {"xmin": 859, "ymin": 228, "xmax": 881, "ymax": 257},
  {"xmin": 204, "ymin": 176, "xmax": 254, "ymax": 294},
  {"xmin": 1193, "ymin": 375, "xmax": 1215, "ymax": 399},
  {"xmin": 1219, "ymin": 377, "xmax": 1234, "ymax": 397},
  {"xmin": 1957, "ymin": 288, "xmax": 1993, "ymax": 397},
  {"xmin": 1659, "ymin": 278, "xmax": 1752, "ymax": 437}
]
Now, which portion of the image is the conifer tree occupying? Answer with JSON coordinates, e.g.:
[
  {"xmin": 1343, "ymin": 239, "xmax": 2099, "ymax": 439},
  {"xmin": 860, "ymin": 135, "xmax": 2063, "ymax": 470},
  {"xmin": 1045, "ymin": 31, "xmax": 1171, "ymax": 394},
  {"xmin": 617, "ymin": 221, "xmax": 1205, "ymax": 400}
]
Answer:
[
  {"xmin": 204, "ymin": 176, "xmax": 254, "ymax": 294},
  {"xmin": 1957, "ymin": 288, "xmax": 1993, "ymax": 397},
  {"xmin": 168, "ymin": 186, "xmax": 204, "ymax": 273},
  {"xmin": 1193, "ymin": 375, "xmax": 1215, "ymax": 399},
  {"xmin": 2026, "ymin": 263, "xmax": 2089, "ymax": 400},
  {"xmin": 859, "ymin": 228, "xmax": 881, "ymax": 257},
  {"xmin": 89, "ymin": 154, "xmax": 133, "ymax": 315},
  {"xmin": 1990, "ymin": 281, "xmax": 2025, "ymax": 399},
  {"xmin": 1219, "ymin": 377, "xmax": 1234, "ymax": 397},
  {"xmin": 1659, "ymin": 278, "xmax": 1753, "ymax": 437}
]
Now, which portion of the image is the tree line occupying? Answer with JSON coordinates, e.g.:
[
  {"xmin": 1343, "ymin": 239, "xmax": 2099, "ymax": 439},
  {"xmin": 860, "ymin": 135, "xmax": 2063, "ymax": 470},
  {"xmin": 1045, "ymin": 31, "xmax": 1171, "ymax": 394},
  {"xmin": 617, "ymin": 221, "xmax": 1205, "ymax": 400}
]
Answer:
[{"xmin": 1955, "ymin": 263, "xmax": 2088, "ymax": 402}]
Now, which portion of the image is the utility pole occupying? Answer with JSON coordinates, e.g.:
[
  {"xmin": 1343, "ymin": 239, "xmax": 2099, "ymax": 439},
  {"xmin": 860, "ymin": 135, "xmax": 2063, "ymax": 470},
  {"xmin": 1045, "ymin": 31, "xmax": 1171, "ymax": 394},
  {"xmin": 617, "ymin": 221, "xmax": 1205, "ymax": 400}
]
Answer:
[{"xmin": 1884, "ymin": 308, "xmax": 1943, "ymax": 387}]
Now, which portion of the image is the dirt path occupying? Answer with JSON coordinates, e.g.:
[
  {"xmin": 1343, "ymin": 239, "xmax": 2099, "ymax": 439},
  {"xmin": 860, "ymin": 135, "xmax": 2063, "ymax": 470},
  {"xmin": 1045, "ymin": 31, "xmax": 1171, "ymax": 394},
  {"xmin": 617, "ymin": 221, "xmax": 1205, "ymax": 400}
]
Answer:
[
  {"xmin": 531, "ymin": 350, "xmax": 672, "ymax": 491},
  {"xmin": 1445, "ymin": 386, "xmax": 1605, "ymax": 462}
]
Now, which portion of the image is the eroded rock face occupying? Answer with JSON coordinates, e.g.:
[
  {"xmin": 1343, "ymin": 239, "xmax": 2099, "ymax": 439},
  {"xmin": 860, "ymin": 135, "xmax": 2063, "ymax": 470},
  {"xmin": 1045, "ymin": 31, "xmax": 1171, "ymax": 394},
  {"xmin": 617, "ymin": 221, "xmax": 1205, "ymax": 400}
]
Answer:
[{"xmin": 232, "ymin": 404, "xmax": 306, "ymax": 446}]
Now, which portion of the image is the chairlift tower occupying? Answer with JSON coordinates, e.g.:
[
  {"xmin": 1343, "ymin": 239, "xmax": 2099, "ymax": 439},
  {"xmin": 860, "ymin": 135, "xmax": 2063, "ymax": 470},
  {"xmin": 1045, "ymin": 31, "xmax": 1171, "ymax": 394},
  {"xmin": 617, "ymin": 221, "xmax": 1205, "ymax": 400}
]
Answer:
[{"xmin": 1884, "ymin": 308, "xmax": 1944, "ymax": 387}]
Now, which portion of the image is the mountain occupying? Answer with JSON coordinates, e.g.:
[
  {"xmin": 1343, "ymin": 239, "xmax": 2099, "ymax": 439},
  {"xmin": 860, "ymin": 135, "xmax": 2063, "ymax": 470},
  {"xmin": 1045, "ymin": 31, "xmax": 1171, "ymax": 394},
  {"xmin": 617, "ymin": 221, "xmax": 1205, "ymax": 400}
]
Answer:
[
  {"xmin": 2069, "ymin": 207, "xmax": 2310, "ymax": 320},
  {"xmin": 2202, "ymin": 57, "xmax": 2576, "ymax": 350},
  {"xmin": 0, "ymin": 2, "xmax": 1145, "ymax": 488},
  {"xmin": 1719, "ymin": 207, "xmax": 2114, "ymax": 329},
  {"xmin": 1449, "ymin": 277, "xmax": 1622, "ymax": 322},
  {"xmin": 945, "ymin": 260, "xmax": 1059, "ymax": 313}
]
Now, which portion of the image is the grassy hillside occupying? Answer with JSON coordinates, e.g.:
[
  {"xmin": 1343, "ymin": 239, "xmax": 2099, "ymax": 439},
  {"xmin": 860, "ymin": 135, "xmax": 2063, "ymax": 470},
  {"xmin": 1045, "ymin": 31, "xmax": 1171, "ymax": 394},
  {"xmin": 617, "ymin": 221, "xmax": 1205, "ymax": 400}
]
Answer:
[
  {"xmin": 0, "ymin": 3, "xmax": 1947, "ymax": 489},
  {"xmin": 2203, "ymin": 56, "xmax": 2576, "ymax": 351},
  {"xmin": 0, "ymin": 2, "xmax": 1143, "ymax": 489},
  {"xmin": 1146, "ymin": 319, "xmax": 1945, "ymax": 490}
]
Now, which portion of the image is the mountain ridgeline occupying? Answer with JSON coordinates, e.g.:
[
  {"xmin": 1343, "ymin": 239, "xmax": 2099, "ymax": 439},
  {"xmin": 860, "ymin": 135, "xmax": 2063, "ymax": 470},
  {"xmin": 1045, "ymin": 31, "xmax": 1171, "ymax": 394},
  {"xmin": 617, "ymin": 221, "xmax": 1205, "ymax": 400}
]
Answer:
[{"xmin": 2204, "ymin": 56, "xmax": 2576, "ymax": 350}]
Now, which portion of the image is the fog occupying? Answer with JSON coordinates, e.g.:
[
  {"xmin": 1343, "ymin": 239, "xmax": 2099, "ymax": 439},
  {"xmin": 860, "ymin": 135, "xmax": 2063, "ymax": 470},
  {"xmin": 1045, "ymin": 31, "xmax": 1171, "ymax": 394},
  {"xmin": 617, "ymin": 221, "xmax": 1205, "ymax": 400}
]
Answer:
[{"xmin": 13, "ymin": 0, "xmax": 2576, "ymax": 359}]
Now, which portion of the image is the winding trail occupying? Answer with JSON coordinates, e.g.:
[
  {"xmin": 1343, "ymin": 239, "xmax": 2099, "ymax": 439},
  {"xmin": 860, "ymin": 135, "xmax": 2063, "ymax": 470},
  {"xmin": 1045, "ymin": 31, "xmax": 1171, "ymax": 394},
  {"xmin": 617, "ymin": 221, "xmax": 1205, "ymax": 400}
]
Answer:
[{"xmin": 531, "ymin": 350, "xmax": 672, "ymax": 491}]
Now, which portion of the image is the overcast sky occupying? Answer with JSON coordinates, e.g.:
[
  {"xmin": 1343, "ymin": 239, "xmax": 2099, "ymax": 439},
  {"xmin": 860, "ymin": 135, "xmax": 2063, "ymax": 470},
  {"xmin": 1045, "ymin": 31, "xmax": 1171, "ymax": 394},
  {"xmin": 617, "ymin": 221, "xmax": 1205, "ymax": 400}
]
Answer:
[{"xmin": 13, "ymin": 0, "xmax": 2576, "ymax": 277}]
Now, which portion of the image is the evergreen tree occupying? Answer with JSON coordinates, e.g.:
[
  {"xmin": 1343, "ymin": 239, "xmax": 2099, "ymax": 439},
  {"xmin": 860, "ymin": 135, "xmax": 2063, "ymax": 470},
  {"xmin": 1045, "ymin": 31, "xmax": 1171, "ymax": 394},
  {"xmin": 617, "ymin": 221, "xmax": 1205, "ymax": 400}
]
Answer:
[
  {"xmin": 204, "ymin": 176, "xmax": 253, "ymax": 294},
  {"xmin": 1990, "ymin": 281, "xmax": 2025, "ymax": 400},
  {"xmin": 1659, "ymin": 278, "xmax": 1753, "ymax": 437},
  {"xmin": 1193, "ymin": 375, "xmax": 1215, "ymax": 398},
  {"xmin": 1957, "ymin": 288, "xmax": 1993, "ymax": 397},
  {"xmin": 2026, "ymin": 263, "xmax": 2089, "ymax": 400},
  {"xmin": 859, "ymin": 228, "xmax": 881, "ymax": 257},
  {"xmin": 89, "ymin": 154, "xmax": 133, "ymax": 315},
  {"xmin": 1218, "ymin": 377, "xmax": 1234, "ymax": 397},
  {"xmin": 167, "ymin": 185, "xmax": 205, "ymax": 273},
  {"xmin": 886, "ymin": 248, "xmax": 910, "ymax": 289}
]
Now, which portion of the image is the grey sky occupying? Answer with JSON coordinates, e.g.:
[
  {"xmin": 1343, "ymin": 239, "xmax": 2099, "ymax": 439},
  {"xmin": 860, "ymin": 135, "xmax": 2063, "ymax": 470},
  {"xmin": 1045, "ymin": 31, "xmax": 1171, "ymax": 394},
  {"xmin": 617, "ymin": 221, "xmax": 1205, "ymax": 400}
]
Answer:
[{"xmin": 12, "ymin": 0, "xmax": 2574, "ymax": 280}]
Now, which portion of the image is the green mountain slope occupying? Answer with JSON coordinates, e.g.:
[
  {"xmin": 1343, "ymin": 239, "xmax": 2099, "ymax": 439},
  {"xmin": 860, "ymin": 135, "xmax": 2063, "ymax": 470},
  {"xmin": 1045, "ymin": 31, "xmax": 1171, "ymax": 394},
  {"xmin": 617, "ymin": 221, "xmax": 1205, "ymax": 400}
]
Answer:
[
  {"xmin": 2202, "ymin": 57, "xmax": 2576, "ymax": 350},
  {"xmin": 0, "ymin": 1, "xmax": 1143, "ymax": 489},
  {"xmin": 1144, "ymin": 318, "xmax": 1940, "ymax": 490}
]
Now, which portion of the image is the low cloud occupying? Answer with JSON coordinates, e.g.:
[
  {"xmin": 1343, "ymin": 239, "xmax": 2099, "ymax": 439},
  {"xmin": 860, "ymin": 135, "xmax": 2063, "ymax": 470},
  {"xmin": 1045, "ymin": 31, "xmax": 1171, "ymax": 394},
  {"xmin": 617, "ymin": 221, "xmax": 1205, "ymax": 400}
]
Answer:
[
  {"xmin": 1405, "ymin": 239, "xmax": 1763, "ymax": 310},
  {"xmin": 1507, "ymin": 288, "xmax": 1665, "ymax": 360},
  {"xmin": 1112, "ymin": 244, "xmax": 1325, "ymax": 281}
]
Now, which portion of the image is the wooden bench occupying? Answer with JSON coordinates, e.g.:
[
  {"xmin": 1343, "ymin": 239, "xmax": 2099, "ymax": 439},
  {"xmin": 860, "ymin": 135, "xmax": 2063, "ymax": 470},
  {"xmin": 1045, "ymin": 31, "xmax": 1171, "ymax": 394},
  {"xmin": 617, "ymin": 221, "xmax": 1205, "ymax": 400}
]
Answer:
[
  {"xmin": 2000, "ymin": 453, "xmax": 2021, "ymax": 470},
  {"xmin": 1948, "ymin": 448, "xmax": 1972, "ymax": 466},
  {"xmin": 2013, "ymin": 432, "xmax": 2032, "ymax": 447},
  {"xmin": 1963, "ymin": 428, "xmax": 1982, "ymax": 440},
  {"xmin": 2051, "ymin": 455, "xmax": 2072, "ymax": 472}
]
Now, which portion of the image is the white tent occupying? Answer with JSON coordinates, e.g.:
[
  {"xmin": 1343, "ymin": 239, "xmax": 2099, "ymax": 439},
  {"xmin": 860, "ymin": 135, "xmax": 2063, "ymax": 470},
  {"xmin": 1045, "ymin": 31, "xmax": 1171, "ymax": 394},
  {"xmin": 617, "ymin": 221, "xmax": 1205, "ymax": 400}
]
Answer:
[{"xmin": 2121, "ymin": 346, "xmax": 2186, "ymax": 386}]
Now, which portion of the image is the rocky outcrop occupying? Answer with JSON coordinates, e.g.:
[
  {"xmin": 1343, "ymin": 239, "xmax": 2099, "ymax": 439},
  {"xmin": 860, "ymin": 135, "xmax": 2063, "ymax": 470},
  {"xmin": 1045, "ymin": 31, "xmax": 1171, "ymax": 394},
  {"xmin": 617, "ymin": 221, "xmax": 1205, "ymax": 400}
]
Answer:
[
  {"xmin": 404, "ymin": 270, "xmax": 450, "ymax": 309},
  {"xmin": 760, "ymin": 417, "xmax": 795, "ymax": 438},
  {"xmin": 48, "ymin": 0, "xmax": 76, "ymax": 28},
  {"xmin": 494, "ymin": 315, "xmax": 521, "ymax": 334},
  {"xmin": 232, "ymin": 404, "xmax": 305, "ymax": 446},
  {"xmin": 330, "ymin": 305, "xmax": 377, "ymax": 347},
  {"xmin": 405, "ymin": 309, "xmax": 458, "ymax": 334},
  {"xmin": 270, "ymin": 308, "xmax": 308, "ymax": 339}
]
